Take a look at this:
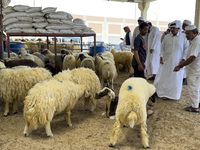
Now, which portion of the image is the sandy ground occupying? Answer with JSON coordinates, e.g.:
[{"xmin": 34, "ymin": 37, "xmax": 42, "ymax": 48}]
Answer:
[{"xmin": 0, "ymin": 71, "xmax": 200, "ymax": 150}]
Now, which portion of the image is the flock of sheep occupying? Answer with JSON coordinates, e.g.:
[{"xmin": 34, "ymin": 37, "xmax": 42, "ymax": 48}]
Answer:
[{"xmin": 0, "ymin": 47, "xmax": 157, "ymax": 148}]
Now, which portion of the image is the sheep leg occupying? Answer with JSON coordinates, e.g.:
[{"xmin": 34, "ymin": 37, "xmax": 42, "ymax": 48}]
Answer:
[
  {"xmin": 111, "ymin": 78, "xmax": 114, "ymax": 91},
  {"xmin": 84, "ymin": 98, "xmax": 90, "ymax": 111},
  {"xmin": 45, "ymin": 121, "xmax": 53, "ymax": 137},
  {"xmin": 3, "ymin": 101, "xmax": 10, "ymax": 117},
  {"xmin": 107, "ymin": 79, "xmax": 110, "ymax": 88},
  {"xmin": 100, "ymin": 78, "xmax": 104, "ymax": 89},
  {"xmin": 66, "ymin": 110, "xmax": 72, "ymax": 127},
  {"xmin": 106, "ymin": 99, "xmax": 111, "ymax": 117},
  {"xmin": 89, "ymin": 98, "xmax": 96, "ymax": 112},
  {"xmin": 109, "ymin": 119, "xmax": 121, "ymax": 147},
  {"xmin": 23, "ymin": 121, "xmax": 30, "ymax": 137},
  {"xmin": 13, "ymin": 100, "xmax": 18, "ymax": 114},
  {"xmin": 140, "ymin": 121, "xmax": 149, "ymax": 148}
]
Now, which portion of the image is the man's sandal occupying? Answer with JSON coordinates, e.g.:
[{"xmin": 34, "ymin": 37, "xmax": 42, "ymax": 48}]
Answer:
[{"xmin": 184, "ymin": 106, "xmax": 199, "ymax": 113}]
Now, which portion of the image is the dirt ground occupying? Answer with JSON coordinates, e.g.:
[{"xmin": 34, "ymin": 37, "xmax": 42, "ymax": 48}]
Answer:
[{"xmin": 0, "ymin": 71, "xmax": 200, "ymax": 150}]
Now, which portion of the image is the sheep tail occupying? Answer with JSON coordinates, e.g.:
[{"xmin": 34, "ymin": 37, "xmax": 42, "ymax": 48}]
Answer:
[
  {"xmin": 110, "ymin": 119, "xmax": 121, "ymax": 146},
  {"xmin": 128, "ymin": 111, "xmax": 137, "ymax": 128}
]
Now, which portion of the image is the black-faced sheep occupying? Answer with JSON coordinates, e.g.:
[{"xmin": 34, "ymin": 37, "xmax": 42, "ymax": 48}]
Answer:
[
  {"xmin": 23, "ymin": 79, "xmax": 90, "ymax": 137},
  {"xmin": 109, "ymin": 78, "xmax": 157, "ymax": 149},
  {"xmin": 95, "ymin": 87, "xmax": 118, "ymax": 119}
]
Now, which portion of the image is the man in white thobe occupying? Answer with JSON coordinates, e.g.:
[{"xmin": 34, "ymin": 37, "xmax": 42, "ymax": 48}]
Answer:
[
  {"xmin": 146, "ymin": 22, "xmax": 161, "ymax": 80},
  {"xmin": 153, "ymin": 20, "xmax": 189, "ymax": 100},
  {"xmin": 174, "ymin": 25, "xmax": 200, "ymax": 112},
  {"xmin": 120, "ymin": 26, "xmax": 132, "ymax": 51},
  {"xmin": 182, "ymin": 19, "xmax": 192, "ymax": 85}
]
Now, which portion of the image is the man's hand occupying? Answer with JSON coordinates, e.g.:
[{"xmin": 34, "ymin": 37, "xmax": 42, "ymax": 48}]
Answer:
[
  {"xmin": 150, "ymin": 49, "xmax": 154, "ymax": 53},
  {"xmin": 160, "ymin": 57, "xmax": 164, "ymax": 65},
  {"xmin": 131, "ymin": 49, "xmax": 134, "ymax": 53},
  {"xmin": 138, "ymin": 64, "xmax": 144, "ymax": 71},
  {"xmin": 179, "ymin": 59, "xmax": 185, "ymax": 65},
  {"xmin": 173, "ymin": 66, "xmax": 181, "ymax": 72}
]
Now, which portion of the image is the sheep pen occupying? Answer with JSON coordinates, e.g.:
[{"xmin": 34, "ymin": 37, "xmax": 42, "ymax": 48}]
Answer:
[{"xmin": 0, "ymin": 71, "xmax": 200, "ymax": 149}]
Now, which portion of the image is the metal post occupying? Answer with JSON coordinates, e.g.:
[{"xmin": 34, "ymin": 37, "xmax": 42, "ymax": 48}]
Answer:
[
  {"xmin": 81, "ymin": 37, "xmax": 83, "ymax": 52},
  {"xmin": 7, "ymin": 34, "xmax": 10, "ymax": 58},
  {"xmin": 54, "ymin": 35, "xmax": 57, "ymax": 74},
  {"xmin": 0, "ymin": 0, "xmax": 3, "ymax": 59},
  {"xmin": 47, "ymin": 36, "xmax": 49, "ymax": 49},
  {"xmin": 94, "ymin": 34, "xmax": 96, "ymax": 56}
]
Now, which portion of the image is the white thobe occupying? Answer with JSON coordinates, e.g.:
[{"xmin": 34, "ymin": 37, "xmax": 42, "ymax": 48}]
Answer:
[
  {"xmin": 186, "ymin": 36, "xmax": 200, "ymax": 108},
  {"xmin": 131, "ymin": 26, "xmax": 140, "ymax": 49},
  {"xmin": 146, "ymin": 26, "xmax": 161, "ymax": 75},
  {"xmin": 153, "ymin": 32, "xmax": 189, "ymax": 100},
  {"xmin": 120, "ymin": 32, "xmax": 132, "ymax": 51}
]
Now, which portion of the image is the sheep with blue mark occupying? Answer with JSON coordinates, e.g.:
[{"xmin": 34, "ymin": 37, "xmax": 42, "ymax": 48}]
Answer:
[
  {"xmin": 80, "ymin": 58, "xmax": 95, "ymax": 71},
  {"xmin": 0, "ymin": 67, "xmax": 52, "ymax": 117},
  {"xmin": 18, "ymin": 48, "xmax": 45, "ymax": 67},
  {"xmin": 23, "ymin": 79, "xmax": 90, "ymax": 137},
  {"xmin": 109, "ymin": 78, "xmax": 157, "ymax": 149},
  {"xmin": 53, "ymin": 67, "xmax": 101, "ymax": 112}
]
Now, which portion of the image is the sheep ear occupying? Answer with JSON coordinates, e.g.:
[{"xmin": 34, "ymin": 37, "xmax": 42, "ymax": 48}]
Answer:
[
  {"xmin": 108, "ymin": 92, "xmax": 114, "ymax": 99},
  {"xmin": 85, "ymin": 90, "xmax": 90, "ymax": 98}
]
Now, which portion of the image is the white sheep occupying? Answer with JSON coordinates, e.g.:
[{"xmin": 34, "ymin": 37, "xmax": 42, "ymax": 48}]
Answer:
[
  {"xmin": 32, "ymin": 52, "xmax": 50, "ymax": 64},
  {"xmin": 80, "ymin": 58, "xmax": 95, "ymax": 71},
  {"xmin": 97, "ymin": 56, "xmax": 117, "ymax": 90},
  {"xmin": 62, "ymin": 54, "xmax": 76, "ymax": 70},
  {"xmin": 76, "ymin": 53, "xmax": 94, "ymax": 68},
  {"xmin": 4, "ymin": 52, "xmax": 20, "ymax": 61},
  {"xmin": 0, "ymin": 61, "xmax": 6, "ymax": 69},
  {"xmin": 0, "ymin": 68, "xmax": 52, "ymax": 116},
  {"xmin": 23, "ymin": 79, "xmax": 90, "ymax": 137},
  {"xmin": 109, "ymin": 78, "xmax": 157, "ymax": 149},
  {"xmin": 54, "ymin": 68, "xmax": 101, "ymax": 111},
  {"xmin": 96, "ymin": 51, "xmax": 114, "ymax": 61},
  {"xmin": 18, "ymin": 48, "xmax": 45, "ymax": 68},
  {"xmin": 111, "ymin": 49, "xmax": 133, "ymax": 73}
]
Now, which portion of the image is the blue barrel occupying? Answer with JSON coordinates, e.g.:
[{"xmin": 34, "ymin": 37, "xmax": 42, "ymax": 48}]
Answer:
[
  {"xmin": 90, "ymin": 46, "xmax": 105, "ymax": 56},
  {"xmin": 10, "ymin": 42, "xmax": 23, "ymax": 53}
]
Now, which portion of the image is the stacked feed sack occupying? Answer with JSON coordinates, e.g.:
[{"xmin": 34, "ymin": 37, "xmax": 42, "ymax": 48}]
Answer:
[
  {"xmin": 73, "ymin": 18, "xmax": 95, "ymax": 34},
  {"xmin": 3, "ymin": 5, "xmax": 57, "ymax": 34},
  {"xmin": 1, "ymin": 0, "xmax": 11, "ymax": 8}
]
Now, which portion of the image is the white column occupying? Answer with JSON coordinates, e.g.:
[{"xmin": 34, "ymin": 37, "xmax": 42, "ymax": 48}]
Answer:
[
  {"xmin": 138, "ymin": 2, "xmax": 150, "ymax": 21},
  {"xmin": 103, "ymin": 17, "xmax": 108, "ymax": 43},
  {"xmin": 195, "ymin": 0, "xmax": 200, "ymax": 30}
]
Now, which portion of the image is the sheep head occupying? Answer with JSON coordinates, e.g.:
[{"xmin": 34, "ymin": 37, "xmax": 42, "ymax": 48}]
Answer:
[
  {"xmin": 41, "ymin": 49, "xmax": 50, "ymax": 55},
  {"xmin": 78, "ymin": 54, "xmax": 86, "ymax": 62},
  {"xmin": 95, "ymin": 87, "xmax": 115, "ymax": 100},
  {"xmin": 17, "ymin": 48, "xmax": 27, "ymax": 55},
  {"xmin": 149, "ymin": 92, "xmax": 158, "ymax": 103}
]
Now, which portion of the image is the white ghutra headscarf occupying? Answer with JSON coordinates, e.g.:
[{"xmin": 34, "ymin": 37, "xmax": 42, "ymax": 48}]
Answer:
[{"xmin": 169, "ymin": 20, "xmax": 182, "ymax": 33}]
